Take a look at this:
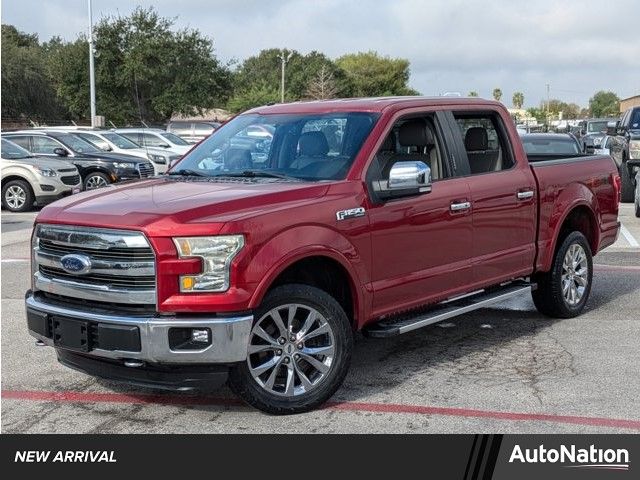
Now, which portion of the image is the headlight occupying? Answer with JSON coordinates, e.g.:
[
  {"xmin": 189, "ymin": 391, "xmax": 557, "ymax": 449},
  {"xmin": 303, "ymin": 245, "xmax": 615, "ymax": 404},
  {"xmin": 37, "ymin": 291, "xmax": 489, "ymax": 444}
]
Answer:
[
  {"xmin": 34, "ymin": 167, "xmax": 56, "ymax": 177},
  {"xmin": 593, "ymin": 137, "xmax": 602, "ymax": 146},
  {"xmin": 148, "ymin": 154, "xmax": 167, "ymax": 164},
  {"xmin": 113, "ymin": 162, "xmax": 135, "ymax": 169},
  {"xmin": 173, "ymin": 235, "xmax": 244, "ymax": 292},
  {"xmin": 630, "ymin": 140, "xmax": 640, "ymax": 159}
]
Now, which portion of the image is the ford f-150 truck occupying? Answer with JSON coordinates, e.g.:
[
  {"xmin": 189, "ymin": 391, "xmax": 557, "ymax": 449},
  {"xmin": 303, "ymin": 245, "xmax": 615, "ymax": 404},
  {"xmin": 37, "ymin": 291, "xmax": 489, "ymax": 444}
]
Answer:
[{"xmin": 25, "ymin": 97, "xmax": 621, "ymax": 414}]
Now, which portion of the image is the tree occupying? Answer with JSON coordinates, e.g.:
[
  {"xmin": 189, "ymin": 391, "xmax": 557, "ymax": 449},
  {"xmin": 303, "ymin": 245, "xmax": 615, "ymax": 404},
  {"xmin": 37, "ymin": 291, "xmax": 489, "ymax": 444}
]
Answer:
[
  {"xmin": 306, "ymin": 65, "xmax": 338, "ymax": 100},
  {"xmin": 227, "ymin": 83, "xmax": 279, "ymax": 113},
  {"xmin": 1, "ymin": 25, "xmax": 65, "ymax": 121},
  {"xmin": 468, "ymin": 91, "xmax": 479, "ymax": 97},
  {"xmin": 492, "ymin": 88, "xmax": 503, "ymax": 102},
  {"xmin": 336, "ymin": 51, "xmax": 419, "ymax": 97},
  {"xmin": 589, "ymin": 91, "xmax": 620, "ymax": 118},
  {"xmin": 512, "ymin": 91, "xmax": 524, "ymax": 109}
]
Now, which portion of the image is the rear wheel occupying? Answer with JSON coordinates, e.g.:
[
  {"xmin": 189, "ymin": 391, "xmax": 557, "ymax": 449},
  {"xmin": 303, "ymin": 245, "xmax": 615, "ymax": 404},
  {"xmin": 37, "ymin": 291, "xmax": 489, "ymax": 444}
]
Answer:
[
  {"xmin": 2, "ymin": 179, "xmax": 34, "ymax": 212},
  {"xmin": 532, "ymin": 231, "xmax": 593, "ymax": 318},
  {"xmin": 620, "ymin": 163, "xmax": 634, "ymax": 203},
  {"xmin": 229, "ymin": 284, "xmax": 353, "ymax": 414},
  {"xmin": 634, "ymin": 176, "xmax": 640, "ymax": 218},
  {"xmin": 84, "ymin": 172, "xmax": 110, "ymax": 190}
]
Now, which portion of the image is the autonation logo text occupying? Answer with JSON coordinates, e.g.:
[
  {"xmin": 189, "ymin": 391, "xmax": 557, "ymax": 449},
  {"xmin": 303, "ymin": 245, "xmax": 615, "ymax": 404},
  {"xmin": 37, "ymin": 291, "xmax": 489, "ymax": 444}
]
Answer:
[{"xmin": 509, "ymin": 444, "xmax": 630, "ymax": 471}]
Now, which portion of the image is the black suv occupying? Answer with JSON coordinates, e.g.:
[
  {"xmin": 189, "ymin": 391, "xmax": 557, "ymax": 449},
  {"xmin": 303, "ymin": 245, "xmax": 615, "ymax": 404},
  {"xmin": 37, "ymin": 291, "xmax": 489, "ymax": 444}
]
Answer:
[
  {"xmin": 608, "ymin": 107, "xmax": 640, "ymax": 202},
  {"xmin": 3, "ymin": 130, "xmax": 155, "ymax": 190}
]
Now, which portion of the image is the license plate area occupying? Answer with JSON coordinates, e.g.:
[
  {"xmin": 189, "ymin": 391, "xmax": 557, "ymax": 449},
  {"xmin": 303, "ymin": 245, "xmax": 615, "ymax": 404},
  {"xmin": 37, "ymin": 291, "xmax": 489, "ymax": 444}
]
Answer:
[{"xmin": 52, "ymin": 317, "xmax": 89, "ymax": 352}]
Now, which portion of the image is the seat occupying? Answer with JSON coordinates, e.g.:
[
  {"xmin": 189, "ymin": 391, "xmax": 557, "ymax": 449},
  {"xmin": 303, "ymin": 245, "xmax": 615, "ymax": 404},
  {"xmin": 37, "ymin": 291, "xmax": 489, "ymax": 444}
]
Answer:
[
  {"xmin": 464, "ymin": 127, "xmax": 499, "ymax": 174},
  {"xmin": 382, "ymin": 120, "xmax": 439, "ymax": 179},
  {"xmin": 291, "ymin": 131, "xmax": 330, "ymax": 169},
  {"xmin": 225, "ymin": 147, "xmax": 252, "ymax": 170}
]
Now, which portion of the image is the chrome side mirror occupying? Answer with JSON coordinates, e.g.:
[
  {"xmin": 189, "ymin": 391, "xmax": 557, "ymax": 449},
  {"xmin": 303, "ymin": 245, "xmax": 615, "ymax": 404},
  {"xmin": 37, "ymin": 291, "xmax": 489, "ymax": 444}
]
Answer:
[{"xmin": 388, "ymin": 161, "xmax": 432, "ymax": 192}]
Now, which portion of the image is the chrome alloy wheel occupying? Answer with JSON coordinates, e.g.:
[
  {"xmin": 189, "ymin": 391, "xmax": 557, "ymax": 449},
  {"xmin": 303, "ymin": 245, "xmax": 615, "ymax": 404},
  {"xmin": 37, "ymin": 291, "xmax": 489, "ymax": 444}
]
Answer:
[
  {"xmin": 561, "ymin": 244, "xmax": 589, "ymax": 306},
  {"xmin": 85, "ymin": 175, "xmax": 109, "ymax": 189},
  {"xmin": 247, "ymin": 304, "xmax": 335, "ymax": 397},
  {"xmin": 5, "ymin": 185, "xmax": 27, "ymax": 209}
]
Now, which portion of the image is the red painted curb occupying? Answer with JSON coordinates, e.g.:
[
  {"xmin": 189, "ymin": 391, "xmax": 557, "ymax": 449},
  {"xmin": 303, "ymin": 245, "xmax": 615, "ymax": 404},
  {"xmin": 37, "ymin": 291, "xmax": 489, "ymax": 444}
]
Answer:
[{"xmin": 3, "ymin": 389, "xmax": 640, "ymax": 430}]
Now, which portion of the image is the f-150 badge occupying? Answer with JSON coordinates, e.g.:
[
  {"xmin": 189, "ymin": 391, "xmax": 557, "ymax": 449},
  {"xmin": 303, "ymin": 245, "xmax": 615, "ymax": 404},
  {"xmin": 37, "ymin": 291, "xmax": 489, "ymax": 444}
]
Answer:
[{"xmin": 336, "ymin": 207, "xmax": 366, "ymax": 221}]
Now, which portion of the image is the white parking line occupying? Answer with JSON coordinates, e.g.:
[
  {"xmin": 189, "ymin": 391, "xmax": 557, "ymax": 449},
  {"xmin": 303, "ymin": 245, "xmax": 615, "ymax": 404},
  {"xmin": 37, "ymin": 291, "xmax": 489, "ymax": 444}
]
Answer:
[
  {"xmin": 1, "ymin": 259, "xmax": 29, "ymax": 263},
  {"xmin": 620, "ymin": 223, "xmax": 640, "ymax": 248}
]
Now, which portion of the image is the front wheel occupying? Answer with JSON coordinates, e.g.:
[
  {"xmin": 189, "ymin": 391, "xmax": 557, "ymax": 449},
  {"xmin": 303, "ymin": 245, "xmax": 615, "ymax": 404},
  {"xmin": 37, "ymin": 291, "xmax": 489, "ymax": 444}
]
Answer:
[
  {"xmin": 532, "ymin": 231, "xmax": 593, "ymax": 318},
  {"xmin": 2, "ymin": 179, "xmax": 34, "ymax": 212},
  {"xmin": 634, "ymin": 175, "xmax": 640, "ymax": 218},
  {"xmin": 229, "ymin": 284, "xmax": 353, "ymax": 414},
  {"xmin": 84, "ymin": 172, "xmax": 111, "ymax": 190}
]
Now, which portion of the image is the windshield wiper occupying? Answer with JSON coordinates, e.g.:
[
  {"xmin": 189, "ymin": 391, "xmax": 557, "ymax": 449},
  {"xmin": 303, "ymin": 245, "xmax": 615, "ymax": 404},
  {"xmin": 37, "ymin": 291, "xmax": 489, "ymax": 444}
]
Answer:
[
  {"xmin": 167, "ymin": 169, "xmax": 205, "ymax": 177},
  {"xmin": 219, "ymin": 170, "xmax": 301, "ymax": 181}
]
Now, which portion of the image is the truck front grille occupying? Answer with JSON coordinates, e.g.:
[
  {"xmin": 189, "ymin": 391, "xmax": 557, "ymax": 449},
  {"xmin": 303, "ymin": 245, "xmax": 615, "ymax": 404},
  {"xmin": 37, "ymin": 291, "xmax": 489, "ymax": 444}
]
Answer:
[{"xmin": 33, "ymin": 224, "xmax": 157, "ymax": 306}]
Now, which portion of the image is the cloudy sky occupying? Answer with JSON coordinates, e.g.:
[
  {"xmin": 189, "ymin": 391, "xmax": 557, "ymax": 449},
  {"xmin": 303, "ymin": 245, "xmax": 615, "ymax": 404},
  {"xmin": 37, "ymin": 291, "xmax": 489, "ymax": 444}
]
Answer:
[{"xmin": 2, "ymin": 0, "xmax": 638, "ymax": 107}]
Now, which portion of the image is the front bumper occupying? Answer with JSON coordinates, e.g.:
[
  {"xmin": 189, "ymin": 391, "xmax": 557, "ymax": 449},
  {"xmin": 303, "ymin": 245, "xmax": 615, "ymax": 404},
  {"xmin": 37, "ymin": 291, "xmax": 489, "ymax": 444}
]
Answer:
[{"xmin": 25, "ymin": 292, "xmax": 253, "ymax": 364}]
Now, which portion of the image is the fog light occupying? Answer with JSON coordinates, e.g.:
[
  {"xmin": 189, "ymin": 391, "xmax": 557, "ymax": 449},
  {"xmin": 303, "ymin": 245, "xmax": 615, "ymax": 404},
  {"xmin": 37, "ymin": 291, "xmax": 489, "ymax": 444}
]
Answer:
[{"xmin": 191, "ymin": 329, "xmax": 210, "ymax": 343}]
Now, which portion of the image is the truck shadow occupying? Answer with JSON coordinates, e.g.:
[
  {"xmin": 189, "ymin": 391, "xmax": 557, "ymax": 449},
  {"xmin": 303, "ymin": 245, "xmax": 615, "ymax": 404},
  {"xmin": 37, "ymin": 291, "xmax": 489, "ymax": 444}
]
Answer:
[{"xmin": 95, "ymin": 271, "xmax": 638, "ymax": 412}]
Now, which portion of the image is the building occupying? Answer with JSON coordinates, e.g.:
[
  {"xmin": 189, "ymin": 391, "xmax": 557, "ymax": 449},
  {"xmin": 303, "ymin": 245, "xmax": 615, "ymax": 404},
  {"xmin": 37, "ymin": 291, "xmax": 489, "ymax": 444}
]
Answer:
[{"xmin": 620, "ymin": 95, "xmax": 640, "ymax": 113}]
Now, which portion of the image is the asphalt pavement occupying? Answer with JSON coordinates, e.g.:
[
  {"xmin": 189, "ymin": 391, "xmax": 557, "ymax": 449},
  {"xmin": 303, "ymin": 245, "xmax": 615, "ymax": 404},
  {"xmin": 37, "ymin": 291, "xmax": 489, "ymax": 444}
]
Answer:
[{"xmin": 1, "ymin": 205, "xmax": 639, "ymax": 433}]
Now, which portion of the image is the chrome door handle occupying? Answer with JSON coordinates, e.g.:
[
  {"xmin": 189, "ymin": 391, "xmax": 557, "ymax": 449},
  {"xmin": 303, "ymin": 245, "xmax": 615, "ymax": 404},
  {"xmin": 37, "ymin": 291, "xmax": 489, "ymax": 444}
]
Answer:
[
  {"xmin": 450, "ymin": 201, "xmax": 471, "ymax": 212},
  {"xmin": 517, "ymin": 190, "xmax": 534, "ymax": 200}
]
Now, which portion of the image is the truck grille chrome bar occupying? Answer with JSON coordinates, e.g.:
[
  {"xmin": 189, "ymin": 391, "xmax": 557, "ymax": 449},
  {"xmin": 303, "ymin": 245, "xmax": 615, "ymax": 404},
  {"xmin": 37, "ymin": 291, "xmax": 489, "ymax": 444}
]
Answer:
[{"xmin": 33, "ymin": 224, "xmax": 156, "ymax": 305}]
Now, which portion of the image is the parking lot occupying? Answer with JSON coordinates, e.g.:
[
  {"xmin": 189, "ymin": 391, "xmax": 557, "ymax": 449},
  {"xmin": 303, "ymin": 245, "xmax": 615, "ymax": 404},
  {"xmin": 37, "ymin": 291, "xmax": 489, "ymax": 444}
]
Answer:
[{"xmin": 1, "ymin": 205, "xmax": 639, "ymax": 433}]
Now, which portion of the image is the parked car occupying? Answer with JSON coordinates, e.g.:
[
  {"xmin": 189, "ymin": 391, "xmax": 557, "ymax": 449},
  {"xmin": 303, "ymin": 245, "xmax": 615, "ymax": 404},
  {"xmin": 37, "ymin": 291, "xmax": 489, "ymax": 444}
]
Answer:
[
  {"xmin": 114, "ymin": 128, "xmax": 193, "ymax": 155},
  {"xmin": 3, "ymin": 131, "xmax": 155, "ymax": 190},
  {"xmin": 1, "ymin": 138, "xmax": 81, "ymax": 212},
  {"xmin": 521, "ymin": 133, "xmax": 582, "ymax": 156},
  {"xmin": 167, "ymin": 121, "xmax": 221, "ymax": 144},
  {"xmin": 68, "ymin": 129, "xmax": 175, "ymax": 174},
  {"xmin": 580, "ymin": 118, "xmax": 617, "ymax": 154},
  {"xmin": 25, "ymin": 97, "xmax": 620, "ymax": 414},
  {"xmin": 607, "ymin": 106, "xmax": 640, "ymax": 202}
]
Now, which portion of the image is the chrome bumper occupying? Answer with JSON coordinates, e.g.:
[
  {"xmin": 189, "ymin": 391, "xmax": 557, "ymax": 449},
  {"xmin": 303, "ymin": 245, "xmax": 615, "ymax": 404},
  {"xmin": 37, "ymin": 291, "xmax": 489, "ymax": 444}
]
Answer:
[{"xmin": 25, "ymin": 293, "xmax": 253, "ymax": 364}]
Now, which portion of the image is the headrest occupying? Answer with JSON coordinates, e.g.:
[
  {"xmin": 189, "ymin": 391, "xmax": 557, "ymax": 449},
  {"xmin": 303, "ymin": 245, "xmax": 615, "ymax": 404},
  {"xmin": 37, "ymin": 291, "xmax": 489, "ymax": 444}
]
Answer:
[
  {"xmin": 298, "ymin": 131, "xmax": 329, "ymax": 156},
  {"xmin": 398, "ymin": 120, "xmax": 435, "ymax": 147},
  {"xmin": 381, "ymin": 132, "xmax": 396, "ymax": 152},
  {"xmin": 465, "ymin": 127, "xmax": 488, "ymax": 151}
]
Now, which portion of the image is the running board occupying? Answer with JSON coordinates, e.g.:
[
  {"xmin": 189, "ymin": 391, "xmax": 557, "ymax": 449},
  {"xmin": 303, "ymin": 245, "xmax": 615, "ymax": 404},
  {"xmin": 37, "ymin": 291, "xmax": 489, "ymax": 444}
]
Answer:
[{"xmin": 363, "ymin": 281, "xmax": 533, "ymax": 338}]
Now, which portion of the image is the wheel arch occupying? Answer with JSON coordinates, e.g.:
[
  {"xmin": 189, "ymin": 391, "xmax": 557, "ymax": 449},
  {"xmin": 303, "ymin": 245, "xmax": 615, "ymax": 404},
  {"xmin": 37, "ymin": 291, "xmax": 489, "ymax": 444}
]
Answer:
[{"xmin": 543, "ymin": 203, "xmax": 598, "ymax": 271}]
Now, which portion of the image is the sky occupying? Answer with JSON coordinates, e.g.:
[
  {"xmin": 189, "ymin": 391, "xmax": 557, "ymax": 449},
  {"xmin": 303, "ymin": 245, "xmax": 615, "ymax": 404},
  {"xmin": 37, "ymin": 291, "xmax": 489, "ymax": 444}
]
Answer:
[{"xmin": 2, "ymin": 0, "xmax": 639, "ymax": 108}]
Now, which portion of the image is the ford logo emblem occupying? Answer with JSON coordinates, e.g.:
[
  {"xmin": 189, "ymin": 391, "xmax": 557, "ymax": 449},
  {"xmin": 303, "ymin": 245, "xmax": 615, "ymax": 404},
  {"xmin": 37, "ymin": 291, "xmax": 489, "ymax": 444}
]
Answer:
[{"xmin": 60, "ymin": 254, "xmax": 92, "ymax": 275}]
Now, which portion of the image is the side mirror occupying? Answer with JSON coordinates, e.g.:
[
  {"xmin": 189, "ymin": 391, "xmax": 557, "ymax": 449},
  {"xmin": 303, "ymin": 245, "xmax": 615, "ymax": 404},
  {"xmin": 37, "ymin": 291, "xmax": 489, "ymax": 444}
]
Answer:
[
  {"xmin": 375, "ymin": 161, "xmax": 432, "ymax": 200},
  {"xmin": 606, "ymin": 121, "xmax": 619, "ymax": 136},
  {"xmin": 53, "ymin": 147, "xmax": 69, "ymax": 157},
  {"xmin": 101, "ymin": 145, "xmax": 113, "ymax": 152}
]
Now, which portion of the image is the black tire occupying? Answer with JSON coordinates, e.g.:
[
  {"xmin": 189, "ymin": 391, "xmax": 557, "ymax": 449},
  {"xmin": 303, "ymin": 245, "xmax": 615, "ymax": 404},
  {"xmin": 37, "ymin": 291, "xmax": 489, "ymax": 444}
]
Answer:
[
  {"xmin": 635, "ymin": 190, "xmax": 640, "ymax": 218},
  {"xmin": 620, "ymin": 163, "xmax": 634, "ymax": 203},
  {"xmin": 228, "ymin": 284, "xmax": 353, "ymax": 414},
  {"xmin": 532, "ymin": 231, "xmax": 593, "ymax": 318},
  {"xmin": 1, "ymin": 179, "xmax": 34, "ymax": 212},
  {"xmin": 83, "ymin": 172, "xmax": 111, "ymax": 190}
]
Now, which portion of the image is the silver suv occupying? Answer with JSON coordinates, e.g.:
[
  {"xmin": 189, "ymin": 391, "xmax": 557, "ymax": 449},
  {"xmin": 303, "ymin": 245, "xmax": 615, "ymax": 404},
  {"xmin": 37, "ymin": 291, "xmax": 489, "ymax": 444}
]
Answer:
[{"xmin": 1, "ymin": 138, "xmax": 82, "ymax": 212}]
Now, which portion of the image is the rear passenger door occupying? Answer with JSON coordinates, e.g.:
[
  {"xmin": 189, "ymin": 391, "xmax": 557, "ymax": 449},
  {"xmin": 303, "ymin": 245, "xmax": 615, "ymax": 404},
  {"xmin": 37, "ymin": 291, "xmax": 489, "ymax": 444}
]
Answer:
[{"xmin": 448, "ymin": 109, "xmax": 537, "ymax": 286}]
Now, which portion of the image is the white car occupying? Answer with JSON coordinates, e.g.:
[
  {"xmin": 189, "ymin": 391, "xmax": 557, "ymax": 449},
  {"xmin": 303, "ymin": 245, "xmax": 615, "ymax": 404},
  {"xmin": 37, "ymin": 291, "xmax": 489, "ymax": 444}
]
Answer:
[
  {"xmin": 1, "ymin": 138, "xmax": 82, "ymax": 212},
  {"xmin": 114, "ymin": 128, "xmax": 193, "ymax": 156},
  {"xmin": 71, "ymin": 130, "xmax": 175, "ymax": 174}
]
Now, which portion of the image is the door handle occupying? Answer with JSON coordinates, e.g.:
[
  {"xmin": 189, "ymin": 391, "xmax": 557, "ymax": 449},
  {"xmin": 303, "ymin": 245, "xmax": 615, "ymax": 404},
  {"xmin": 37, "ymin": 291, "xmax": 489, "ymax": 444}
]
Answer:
[
  {"xmin": 450, "ymin": 201, "xmax": 471, "ymax": 212},
  {"xmin": 517, "ymin": 190, "xmax": 534, "ymax": 200}
]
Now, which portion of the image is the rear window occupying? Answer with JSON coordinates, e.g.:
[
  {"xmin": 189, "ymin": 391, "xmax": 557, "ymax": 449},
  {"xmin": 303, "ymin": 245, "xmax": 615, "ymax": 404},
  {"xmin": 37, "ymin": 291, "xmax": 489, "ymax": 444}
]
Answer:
[{"xmin": 522, "ymin": 137, "xmax": 581, "ymax": 154}]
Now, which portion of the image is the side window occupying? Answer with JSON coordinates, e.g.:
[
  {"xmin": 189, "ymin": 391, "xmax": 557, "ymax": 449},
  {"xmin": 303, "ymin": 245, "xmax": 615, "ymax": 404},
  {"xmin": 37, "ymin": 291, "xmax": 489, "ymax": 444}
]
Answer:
[
  {"xmin": 118, "ymin": 133, "xmax": 138, "ymax": 144},
  {"xmin": 454, "ymin": 113, "xmax": 514, "ymax": 174},
  {"xmin": 6, "ymin": 136, "xmax": 31, "ymax": 150},
  {"xmin": 169, "ymin": 122, "xmax": 193, "ymax": 136},
  {"xmin": 77, "ymin": 133, "xmax": 109, "ymax": 150},
  {"xmin": 370, "ymin": 115, "xmax": 446, "ymax": 182},
  {"xmin": 31, "ymin": 136, "xmax": 65, "ymax": 155},
  {"xmin": 142, "ymin": 133, "xmax": 167, "ymax": 147}
]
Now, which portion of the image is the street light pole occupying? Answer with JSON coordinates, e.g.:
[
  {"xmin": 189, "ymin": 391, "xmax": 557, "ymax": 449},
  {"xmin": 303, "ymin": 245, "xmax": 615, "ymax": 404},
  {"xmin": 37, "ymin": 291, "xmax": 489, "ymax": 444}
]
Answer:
[
  {"xmin": 88, "ymin": 0, "xmax": 96, "ymax": 126},
  {"xmin": 278, "ymin": 50, "xmax": 293, "ymax": 103}
]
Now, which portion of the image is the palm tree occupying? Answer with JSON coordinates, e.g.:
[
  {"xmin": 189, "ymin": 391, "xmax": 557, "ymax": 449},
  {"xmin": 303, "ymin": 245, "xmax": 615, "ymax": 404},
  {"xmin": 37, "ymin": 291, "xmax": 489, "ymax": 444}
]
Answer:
[
  {"xmin": 468, "ymin": 91, "xmax": 479, "ymax": 97},
  {"xmin": 512, "ymin": 91, "xmax": 524, "ymax": 109},
  {"xmin": 492, "ymin": 88, "xmax": 503, "ymax": 102}
]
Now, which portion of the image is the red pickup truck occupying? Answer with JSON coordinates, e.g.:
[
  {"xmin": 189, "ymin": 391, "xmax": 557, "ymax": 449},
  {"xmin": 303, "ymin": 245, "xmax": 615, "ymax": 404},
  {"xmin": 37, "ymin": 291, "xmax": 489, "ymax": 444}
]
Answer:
[{"xmin": 26, "ymin": 97, "xmax": 621, "ymax": 414}]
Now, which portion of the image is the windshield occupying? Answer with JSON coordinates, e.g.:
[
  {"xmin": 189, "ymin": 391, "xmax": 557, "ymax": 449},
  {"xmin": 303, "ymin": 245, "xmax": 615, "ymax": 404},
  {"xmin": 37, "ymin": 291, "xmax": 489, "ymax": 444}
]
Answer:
[
  {"xmin": 522, "ymin": 137, "xmax": 581, "ymax": 154},
  {"xmin": 1, "ymin": 138, "xmax": 33, "ymax": 159},
  {"xmin": 587, "ymin": 121, "xmax": 608, "ymax": 133},
  {"xmin": 55, "ymin": 133, "xmax": 101, "ymax": 153},
  {"xmin": 161, "ymin": 132, "xmax": 190, "ymax": 145},
  {"xmin": 171, "ymin": 112, "xmax": 379, "ymax": 181},
  {"xmin": 102, "ymin": 132, "xmax": 140, "ymax": 149}
]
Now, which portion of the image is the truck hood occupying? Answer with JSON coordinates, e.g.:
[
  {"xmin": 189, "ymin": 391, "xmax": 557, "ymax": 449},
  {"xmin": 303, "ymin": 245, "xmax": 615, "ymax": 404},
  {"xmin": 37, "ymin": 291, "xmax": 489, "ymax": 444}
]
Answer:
[
  {"xmin": 3, "ymin": 155, "xmax": 75, "ymax": 170},
  {"xmin": 37, "ymin": 177, "xmax": 330, "ymax": 235}
]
